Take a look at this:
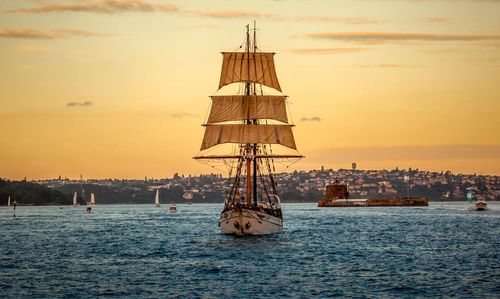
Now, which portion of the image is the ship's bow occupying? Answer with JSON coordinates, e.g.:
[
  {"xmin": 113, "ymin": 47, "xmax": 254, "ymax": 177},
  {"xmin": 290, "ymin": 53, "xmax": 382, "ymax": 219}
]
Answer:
[{"xmin": 220, "ymin": 208, "xmax": 283, "ymax": 235}]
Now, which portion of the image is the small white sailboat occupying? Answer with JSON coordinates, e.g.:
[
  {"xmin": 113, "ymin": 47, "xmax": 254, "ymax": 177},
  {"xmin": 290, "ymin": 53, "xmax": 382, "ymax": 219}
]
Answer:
[
  {"xmin": 155, "ymin": 189, "xmax": 160, "ymax": 207},
  {"xmin": 7, "ymin": 196, "xmax": 10, "ymax": 207},
  {"xmin": 72, "ymin": 192, "xmax": 77, "ymax": 207},
  {"xmin": 86, "ymin": 193, "xmax": 95, "ymax": 214},
  {"xmin": 169, "ymin": 203, "xmax": 177, "ymax": 213}
]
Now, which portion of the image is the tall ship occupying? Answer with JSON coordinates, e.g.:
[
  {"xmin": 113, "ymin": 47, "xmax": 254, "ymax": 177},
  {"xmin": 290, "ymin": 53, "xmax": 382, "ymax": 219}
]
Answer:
[{"xmin": 194, "ymin": 24, "xmax": 302, "ymax": 235}]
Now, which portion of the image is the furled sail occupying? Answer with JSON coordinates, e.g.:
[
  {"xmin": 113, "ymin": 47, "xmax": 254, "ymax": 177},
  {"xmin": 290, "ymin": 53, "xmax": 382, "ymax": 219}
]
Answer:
[
  {"xmin": 201, "ymin": 124, "xmax": 296, "ymax": 150},
  {"xmin": 219, "ymin": 52, "xmax": 281, "ymax": 91},
  {"xmin": 207, "ymin": 95, "xmax": 288, "ymax": 124}
]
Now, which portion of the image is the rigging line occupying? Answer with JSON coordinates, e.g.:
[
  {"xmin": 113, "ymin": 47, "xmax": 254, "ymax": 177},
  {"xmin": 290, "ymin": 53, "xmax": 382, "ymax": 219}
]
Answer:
[
  {"xmin": 232, "ymin": 34, "xmax": 247, "ymax": 52},
  {"xmin": 258, "ymin": 162, "xmax": 272, "ymax": 203},
  {"xmin": 229, "ymin": 157, "xmax": 243, "ymax": 202},
  {"xmin": 260, "ymin": 141, "xmax": 277, "ymax": 196}
]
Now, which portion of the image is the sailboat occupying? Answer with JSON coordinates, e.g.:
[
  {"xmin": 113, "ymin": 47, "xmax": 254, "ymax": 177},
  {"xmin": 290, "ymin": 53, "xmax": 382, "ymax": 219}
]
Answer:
[
  {"xmin": 86, "ymin": 192, "xmax": 95, "ymax": 214},
  {"xmin": 7, "ymin": 196, "xmax": 10, "ymax": 207},
  {"xmin": 72, "ymin": 192, "xmax": 77, "ymax": 207},
  {"xmin": 155, "ymin": 189, "xmax": 160, "ymax": 207},
  {"xmin": 194, "ymin": 23, "xmax": 303, "ymax": 235}
]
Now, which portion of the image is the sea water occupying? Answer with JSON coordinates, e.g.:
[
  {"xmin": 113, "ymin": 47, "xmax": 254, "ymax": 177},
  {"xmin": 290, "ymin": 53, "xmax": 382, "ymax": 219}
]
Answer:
[{"xmin": 0, "ymin": 203, "xmax": 498, "ymax": 298}]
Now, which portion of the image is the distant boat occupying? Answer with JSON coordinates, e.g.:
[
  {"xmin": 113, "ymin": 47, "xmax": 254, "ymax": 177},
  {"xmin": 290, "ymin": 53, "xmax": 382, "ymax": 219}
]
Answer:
[
  {"xmin": 183, "ymin": 191, "xmax": 193, "ymax": 200},
  {"xmin": 7, "ymin": 196, "xmax": 10, "ymax": 207},
  {"xmin": 183, "ymin": 191, "xmax": 193, "ymax": 205},
  {"xmin": 86, "ymin": 193, "xmax": 95, "ymax": 214},
  {"xmin": 466, "ymin": 188, "xmax": 488, "ymax": 211},
  {"xmin": 155, "ymin": 189, "xmax": 160, "ymax": 207},
  {"xmin": 169, "ymin": 203, "xmax": 177, "ymax": 213},
  {"xmin": 12, "ymin": 200, "xmax": 17, "ymax": 217},
  {"xmin": 475, "ymin": 200, "xmax": 488, "ymax": 211},
  {"xmin": 72, "ymin": 192, "xmax": 77, "ymax": 207}
]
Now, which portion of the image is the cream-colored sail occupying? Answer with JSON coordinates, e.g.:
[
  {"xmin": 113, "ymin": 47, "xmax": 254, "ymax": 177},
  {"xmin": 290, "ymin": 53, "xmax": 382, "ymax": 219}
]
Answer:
[
  {"xmin": 219, "ymin": 52, "xmax": 281, "ymax": 91},
  {"xmin": 207, "ymin": 95, "xmax": 288, "ymax": 124},
  {"xmin": 155, "ymin": 189, "xmax": 160, "ymax": 207},
  {"xmin": 90, "ymin": 193, "xmax": 95, "ymax": 206},
  {"xmin": 7, "ymin": 196, "xmax": 10, "ymax": 207},
  {"xmin": 73, "ymin": 192, "xmax": 77, "ymax": 206},
  {"xmin": 201, "ymin": 124, "xmax": 296, "ymax": 150}
]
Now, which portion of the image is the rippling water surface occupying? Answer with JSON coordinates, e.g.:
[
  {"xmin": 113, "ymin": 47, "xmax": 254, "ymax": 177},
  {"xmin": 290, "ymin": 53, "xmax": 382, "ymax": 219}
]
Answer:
[{"xmin": 1, "ymin": 203, "xmax": 499, "ymax": 298}]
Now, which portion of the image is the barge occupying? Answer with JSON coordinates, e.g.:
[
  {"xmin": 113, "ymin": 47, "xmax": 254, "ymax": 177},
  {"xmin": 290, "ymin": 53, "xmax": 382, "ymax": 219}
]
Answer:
[{"xmin": 318, "ymin": 181, "xmax": 428, "ymax": 207}]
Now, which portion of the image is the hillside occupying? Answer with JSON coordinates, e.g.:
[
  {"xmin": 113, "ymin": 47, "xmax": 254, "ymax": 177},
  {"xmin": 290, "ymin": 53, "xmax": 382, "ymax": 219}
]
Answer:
[{"xmin": 0, "ymin": 179, "xmax": 70, "ymax": 205}]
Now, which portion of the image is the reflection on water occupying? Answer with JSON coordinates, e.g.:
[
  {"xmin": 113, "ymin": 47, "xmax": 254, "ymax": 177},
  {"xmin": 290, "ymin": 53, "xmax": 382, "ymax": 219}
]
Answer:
[{"xmin": 1, "ymin": 202, "xmax": 498, "ymax": 297}]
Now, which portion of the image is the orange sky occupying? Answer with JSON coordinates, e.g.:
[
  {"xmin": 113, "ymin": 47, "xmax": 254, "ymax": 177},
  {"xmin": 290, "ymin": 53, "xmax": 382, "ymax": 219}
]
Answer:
[{"xmin": 1, "ymin": 0, "xmax": 499, "ymax": 179}]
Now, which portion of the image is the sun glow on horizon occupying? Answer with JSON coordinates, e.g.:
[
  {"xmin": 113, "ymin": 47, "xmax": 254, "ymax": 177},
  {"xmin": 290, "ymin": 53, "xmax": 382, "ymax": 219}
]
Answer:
[{"xmin": 1, "ymin": 0, "xmax": 499, "ymax": 179}]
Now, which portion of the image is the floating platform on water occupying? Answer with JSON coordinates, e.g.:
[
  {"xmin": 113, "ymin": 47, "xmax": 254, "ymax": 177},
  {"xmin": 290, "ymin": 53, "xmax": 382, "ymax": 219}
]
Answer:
[
  {"xmin": 318, "ymin": 181, "xmax": 429, "ymax": 207},
  {"xmin": 318, "ymin": 197, "xmax": 428, "ymax": 207}
]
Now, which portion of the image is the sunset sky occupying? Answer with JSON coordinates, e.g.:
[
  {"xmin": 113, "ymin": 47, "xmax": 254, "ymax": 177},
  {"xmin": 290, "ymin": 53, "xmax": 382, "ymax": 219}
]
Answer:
[{"xmin": 1, "ymin": 0, "xmax": 499, "ymax": 179}]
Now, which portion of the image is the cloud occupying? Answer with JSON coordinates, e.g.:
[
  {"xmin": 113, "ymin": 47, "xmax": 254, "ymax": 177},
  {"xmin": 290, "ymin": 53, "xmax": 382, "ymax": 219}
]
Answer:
[
  {"xmin": 289, "ymin": 48, "xmax": 367, "ymax": 54},
  {"xmin": 166, "ymin": 112, "xmax": 198, "ymax": 118},
  {"xmin": 353, "ymin": 64, "xmax": 418, "ymax": 68},
  {"xmin": 180, "ymin": 24, "xmax": 220, "ymax": 30},
  {"xmin": 192, "ymin": 10, "xmax": 286, "ymax": 21},
  {"xmin": 376, "ymin": 0, "xmax": 500, "ymax": 2},
  {"xmin": 9, "ymin": 0, "xmax": 179, "ymax": 14},
  {"xmin": 395, "ymin": 0, "xmax": 500, "ymax": 2},
  {"xmin": 465, "ymin": 57, "xmax": 500, "ymax": 63},
  {"xmin": 475, "ymin": 42, "xmax": 500, "ymax": 48},
  {"xmin": 294, "ymin": 16, "xmax": 381, "ymax": 24},
  {"xmin": 303, "ymin": 32, "xmax": 500, "ymax": 44},
  {"xmin": 418, "ymin": 48, "xmax": 464, "ymax": 54},
  {"xmin": 0, "ymin": 28, "xmax": 108, "ymax": 39},
  {"xmin": 10, "ymin": 2, "xmax": 380, "ymax": 25},
  {"xmin": 15, "ymin": 44, "xmax": 47, "ymax": 53},
  {"xmin": 308, "ymin": 144, "xmax": 500, "ymax": 163},
  {"xmin": 421, "ymin": 17, "xmax": 450, "ymax": 23},
  {"xmin": 67, "ymin": 101, "xmax": 93, "ymax": 107},
  {"xmin": 301, "ymin": 117, "xmax": 321, "ymax": 122},
  {"xmin": 189, "ymin": 10, "xmax": 379, "ymax": 24}
]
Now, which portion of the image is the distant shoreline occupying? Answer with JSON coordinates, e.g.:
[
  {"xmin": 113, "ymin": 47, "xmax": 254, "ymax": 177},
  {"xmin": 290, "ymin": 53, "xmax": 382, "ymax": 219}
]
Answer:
[{"xmin": 3, "ymin": 200, "xmax": 493, "ymax": 207}]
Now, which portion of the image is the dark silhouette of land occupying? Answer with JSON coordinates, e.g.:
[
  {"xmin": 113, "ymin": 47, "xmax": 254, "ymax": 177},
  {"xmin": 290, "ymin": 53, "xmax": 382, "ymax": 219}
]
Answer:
[{"xmin": 2, "ymin": 168, "xmax": 499, "ymax": 205}]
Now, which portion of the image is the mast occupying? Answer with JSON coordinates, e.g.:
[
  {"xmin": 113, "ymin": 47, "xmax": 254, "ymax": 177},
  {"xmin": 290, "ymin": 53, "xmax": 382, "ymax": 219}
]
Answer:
[
  {"xmin": 81, "ymin": 174, "xmax": 85, "ymax": 205},
  {"xmin": 252, "ymin": 20, "xmax": 258, "ymax": 207},
  {"xmin": 245, "ymin": 24, "xmax": 252, "ymax": 207}
]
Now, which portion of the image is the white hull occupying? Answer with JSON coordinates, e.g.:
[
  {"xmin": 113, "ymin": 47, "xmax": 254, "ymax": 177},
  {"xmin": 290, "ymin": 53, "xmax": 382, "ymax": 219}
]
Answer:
[{"xmin": 219, "ymin": 208, "xmax": 283, "ymax": 235}]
